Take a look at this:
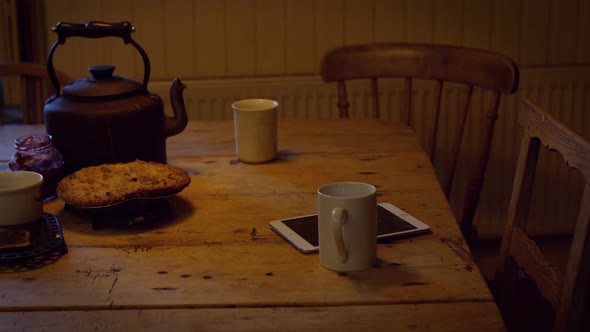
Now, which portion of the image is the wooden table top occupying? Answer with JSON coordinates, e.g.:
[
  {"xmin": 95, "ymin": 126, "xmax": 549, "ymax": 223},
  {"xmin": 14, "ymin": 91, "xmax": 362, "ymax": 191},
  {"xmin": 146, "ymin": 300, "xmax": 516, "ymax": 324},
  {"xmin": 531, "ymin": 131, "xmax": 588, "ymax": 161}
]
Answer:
[{"xmin": 0, "ymin": 120, "xmax": 505, "ymax": 331}]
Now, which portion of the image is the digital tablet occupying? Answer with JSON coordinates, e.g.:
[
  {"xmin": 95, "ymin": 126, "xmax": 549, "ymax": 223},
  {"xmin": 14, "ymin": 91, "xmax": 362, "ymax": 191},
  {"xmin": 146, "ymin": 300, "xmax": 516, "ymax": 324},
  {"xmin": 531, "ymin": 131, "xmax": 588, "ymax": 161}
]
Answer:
[{"xmin": 269, "ymin": 202, "xmax": 430, "ymax": 253}]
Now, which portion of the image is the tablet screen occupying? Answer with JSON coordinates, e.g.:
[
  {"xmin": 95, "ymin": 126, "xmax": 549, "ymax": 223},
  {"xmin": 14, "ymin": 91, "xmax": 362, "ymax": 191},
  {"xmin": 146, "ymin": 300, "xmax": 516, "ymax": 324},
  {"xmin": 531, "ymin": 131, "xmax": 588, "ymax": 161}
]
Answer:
[
  {"xmin": 281, "ymin": 205, "xmax": 418, "ymax": 247},
  {"xmin": 377, "ymin": 205, "xmax": 418, "ymax": 234},
  {"xmin": 282, "ymin": 214, "xmax": 319, "ymax": 246}
]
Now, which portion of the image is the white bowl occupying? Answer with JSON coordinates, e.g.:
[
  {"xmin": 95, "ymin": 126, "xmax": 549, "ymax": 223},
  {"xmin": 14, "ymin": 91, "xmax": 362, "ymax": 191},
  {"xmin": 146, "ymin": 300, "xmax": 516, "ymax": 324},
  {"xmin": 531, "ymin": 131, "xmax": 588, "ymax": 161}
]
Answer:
[{"xmin": 0, "ymin": 171, "xmax": 44, "ymax": 226}]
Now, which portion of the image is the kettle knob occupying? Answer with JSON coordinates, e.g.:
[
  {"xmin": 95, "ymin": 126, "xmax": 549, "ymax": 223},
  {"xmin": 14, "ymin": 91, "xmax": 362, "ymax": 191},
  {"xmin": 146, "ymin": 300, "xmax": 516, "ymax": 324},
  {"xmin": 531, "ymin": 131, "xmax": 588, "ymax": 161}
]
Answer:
[{"xmin": 89, "ymin": 65, "xmax": 115, "ymax": 80}]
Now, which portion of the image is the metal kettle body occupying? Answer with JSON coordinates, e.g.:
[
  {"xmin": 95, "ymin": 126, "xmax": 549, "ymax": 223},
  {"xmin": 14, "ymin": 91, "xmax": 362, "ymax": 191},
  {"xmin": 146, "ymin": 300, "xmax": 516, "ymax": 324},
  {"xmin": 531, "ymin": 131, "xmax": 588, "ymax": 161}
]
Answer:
[{"xmin": 44, "ymin": 21, "xmax": 187, "ymax": 174}]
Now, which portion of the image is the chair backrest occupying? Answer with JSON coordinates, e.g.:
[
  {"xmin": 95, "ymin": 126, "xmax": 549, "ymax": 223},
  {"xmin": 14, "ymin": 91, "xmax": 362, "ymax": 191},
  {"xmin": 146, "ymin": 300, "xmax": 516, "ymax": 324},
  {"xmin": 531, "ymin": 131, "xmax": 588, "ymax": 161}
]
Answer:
[
  {"xmin": 0, "ymin": 63, "xmax": 71, "ymax": 124},
  {"xmin": 320, "ymin": 43, "xmax": 519, "ymax": 239},
  {"xmin": 495, "ymin": 99, "xmax": 590, "ymax": 331}
]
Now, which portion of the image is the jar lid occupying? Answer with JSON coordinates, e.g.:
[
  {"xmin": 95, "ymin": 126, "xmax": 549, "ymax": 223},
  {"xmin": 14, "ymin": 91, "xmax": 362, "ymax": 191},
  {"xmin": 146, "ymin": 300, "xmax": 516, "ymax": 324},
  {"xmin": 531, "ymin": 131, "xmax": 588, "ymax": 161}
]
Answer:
[
  {"xmin": 63, "ymin": 65, "xmax": 142, "ymax": 100},
  {"xmin": 14, "ymin": 134, "xmax": 53, "ymax": 151}
]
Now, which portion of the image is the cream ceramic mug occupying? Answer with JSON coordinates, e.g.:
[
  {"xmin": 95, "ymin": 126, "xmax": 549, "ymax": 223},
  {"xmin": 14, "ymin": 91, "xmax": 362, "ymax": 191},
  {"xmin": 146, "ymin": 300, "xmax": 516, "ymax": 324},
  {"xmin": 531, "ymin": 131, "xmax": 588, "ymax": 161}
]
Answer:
[
  {"xmin": 318, "ymin": 182, "xmax": 377, "ymax": 272},
  {"xmin": 0, "ymin": 171, "xmax": 44, "ymax": 226},
  {"xmin": 232, "ymin": 99, "xmax": 278, "ymax": 163}
]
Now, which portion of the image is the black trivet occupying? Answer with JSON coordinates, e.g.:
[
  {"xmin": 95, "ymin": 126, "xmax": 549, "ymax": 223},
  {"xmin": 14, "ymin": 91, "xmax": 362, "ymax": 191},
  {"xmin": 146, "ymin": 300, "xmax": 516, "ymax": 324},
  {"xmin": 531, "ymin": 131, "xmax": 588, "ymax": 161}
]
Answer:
[
  {"xmin": 65, "ymin": 198, "xmax": 173, "ymax": 230},
  {"xmin": 0, "ymin": 213, "xmax": 67, "ymax": 261}
]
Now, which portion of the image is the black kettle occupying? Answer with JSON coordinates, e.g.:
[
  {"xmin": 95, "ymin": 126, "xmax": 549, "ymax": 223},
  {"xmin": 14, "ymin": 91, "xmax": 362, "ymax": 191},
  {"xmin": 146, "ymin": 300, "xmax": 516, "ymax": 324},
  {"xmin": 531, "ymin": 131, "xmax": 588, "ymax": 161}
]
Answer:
[{"xmin": 44, "ymin": 21, "xmax": 188, "ymax": 174}]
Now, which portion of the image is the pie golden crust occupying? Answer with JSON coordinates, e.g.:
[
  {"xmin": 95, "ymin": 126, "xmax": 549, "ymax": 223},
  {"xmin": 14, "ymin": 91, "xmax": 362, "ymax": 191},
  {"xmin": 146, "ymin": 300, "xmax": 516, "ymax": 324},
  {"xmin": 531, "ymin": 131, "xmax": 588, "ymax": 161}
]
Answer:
[{"xmin": 57, "ymin": 160, "xmax": 191, "ymax": 208}]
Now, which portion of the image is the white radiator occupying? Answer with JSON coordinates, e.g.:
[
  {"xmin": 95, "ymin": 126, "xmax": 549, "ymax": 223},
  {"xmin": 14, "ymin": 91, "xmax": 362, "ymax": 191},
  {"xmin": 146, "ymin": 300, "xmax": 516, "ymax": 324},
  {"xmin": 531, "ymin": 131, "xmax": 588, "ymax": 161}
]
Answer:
[{"xmin": 152, "ymin": 66, "xmax": 590, "ymax": 238}]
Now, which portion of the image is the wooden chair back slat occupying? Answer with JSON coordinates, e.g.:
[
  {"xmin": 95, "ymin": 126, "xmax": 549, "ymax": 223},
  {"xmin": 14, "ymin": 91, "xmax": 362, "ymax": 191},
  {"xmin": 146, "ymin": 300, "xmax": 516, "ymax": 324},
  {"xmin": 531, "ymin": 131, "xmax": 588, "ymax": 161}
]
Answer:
[
  {"xmin": 370, "ymin": 78, "xmax": 379, "ymax": 118},
  {"xmin": 459, "ymin": 91, "xmax": 502, "ymax": 237},
  {"xmin": 429, "ymin": 80, "xmax": 444, "ymax": 161},
  {"xmin": 320, "ymin": 43, "xmax": 519, "ymax": 240},
  {"xmin": 0, "ymin": 63, "xmax": 70, "ymax": 124},
  {"xmin": 404, "ymin": 77, "xmax": 412, "ymax": 126},
  {"xmin": 496, "ymin": 99, "xmax": 590, "ymax": 331},
  {"xmin": 336, "ymin": 81, "xmax": 349, "ymax": 119},
  {"xmin": 440, "ymin": 84, "xmax": 473, "ymax": 197}
]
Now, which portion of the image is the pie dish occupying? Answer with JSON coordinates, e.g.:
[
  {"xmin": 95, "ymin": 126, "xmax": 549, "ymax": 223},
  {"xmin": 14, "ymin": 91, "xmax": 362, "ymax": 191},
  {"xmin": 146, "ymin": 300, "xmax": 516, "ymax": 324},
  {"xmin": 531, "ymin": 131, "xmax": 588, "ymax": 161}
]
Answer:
[{"xmin": 57, "ymin": 160, "xmax": 191, "ymax": 208}]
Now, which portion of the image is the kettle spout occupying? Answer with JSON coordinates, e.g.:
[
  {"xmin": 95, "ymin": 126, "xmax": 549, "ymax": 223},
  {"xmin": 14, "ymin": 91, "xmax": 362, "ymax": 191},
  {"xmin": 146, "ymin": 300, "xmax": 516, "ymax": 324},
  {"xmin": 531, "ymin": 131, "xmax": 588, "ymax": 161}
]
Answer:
[{"xmin": 165, "ymin": 78, "xmax": 188, "ymax": 137}]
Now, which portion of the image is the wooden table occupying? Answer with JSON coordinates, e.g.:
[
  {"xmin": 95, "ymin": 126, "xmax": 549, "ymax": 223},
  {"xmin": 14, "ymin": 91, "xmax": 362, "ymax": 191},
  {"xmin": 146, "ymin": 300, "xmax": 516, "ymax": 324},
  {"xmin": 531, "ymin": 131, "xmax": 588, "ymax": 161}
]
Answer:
[{"xmin": 0, "ymin": 120, "xmax": 505, "ymax": 331}]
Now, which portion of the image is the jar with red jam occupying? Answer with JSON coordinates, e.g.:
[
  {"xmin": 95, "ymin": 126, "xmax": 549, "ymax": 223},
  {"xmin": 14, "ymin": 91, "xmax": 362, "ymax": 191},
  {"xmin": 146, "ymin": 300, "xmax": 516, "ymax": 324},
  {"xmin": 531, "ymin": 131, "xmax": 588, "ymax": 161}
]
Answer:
[{"xmin": 8, "ymin": 134, "xmax": 64, "ymax": 200}]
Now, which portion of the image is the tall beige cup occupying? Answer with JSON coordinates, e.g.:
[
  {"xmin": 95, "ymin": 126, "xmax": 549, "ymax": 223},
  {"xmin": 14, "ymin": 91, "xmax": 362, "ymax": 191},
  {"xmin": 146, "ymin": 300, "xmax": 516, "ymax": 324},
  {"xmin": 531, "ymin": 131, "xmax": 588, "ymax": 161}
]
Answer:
[
  {"xmin": 318, "ymin": 182, "xmax": 377, "ymax": 272},
  {"xmin": 232, "ymin": 99, "xmax": 278, "ymax": 163}
]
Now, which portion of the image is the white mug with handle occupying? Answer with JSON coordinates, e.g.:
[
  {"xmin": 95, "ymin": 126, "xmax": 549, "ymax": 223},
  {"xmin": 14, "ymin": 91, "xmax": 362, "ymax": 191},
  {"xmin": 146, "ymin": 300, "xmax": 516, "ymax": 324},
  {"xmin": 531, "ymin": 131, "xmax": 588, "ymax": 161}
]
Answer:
[{"xmin": 318, "ymin": 182, "xmax": 377, "ymax": 271}]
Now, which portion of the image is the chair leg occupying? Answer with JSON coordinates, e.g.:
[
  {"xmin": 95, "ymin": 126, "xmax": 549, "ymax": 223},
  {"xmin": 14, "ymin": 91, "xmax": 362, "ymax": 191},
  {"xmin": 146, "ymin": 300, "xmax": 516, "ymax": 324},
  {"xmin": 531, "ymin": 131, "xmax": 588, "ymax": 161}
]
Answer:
[
  {"xmin": 461, "ymin": 223, "xmax": 478, "ymax": 246},
  {"xmin": 336, "ymin": 81, "xmax": 349, "ymax": 118},
  {"xmin": 492, "ymin": 259, "xmax": 555, "ymax": 332}
]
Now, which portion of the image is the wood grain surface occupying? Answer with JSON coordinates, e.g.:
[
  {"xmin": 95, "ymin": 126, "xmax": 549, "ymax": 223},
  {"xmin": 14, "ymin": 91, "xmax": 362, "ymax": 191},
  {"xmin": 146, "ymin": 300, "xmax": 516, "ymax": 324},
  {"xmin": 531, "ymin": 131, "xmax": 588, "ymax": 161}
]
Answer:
[{"xmin": 0, "ymin": 120, "xmax": 504, "ymax": 331}]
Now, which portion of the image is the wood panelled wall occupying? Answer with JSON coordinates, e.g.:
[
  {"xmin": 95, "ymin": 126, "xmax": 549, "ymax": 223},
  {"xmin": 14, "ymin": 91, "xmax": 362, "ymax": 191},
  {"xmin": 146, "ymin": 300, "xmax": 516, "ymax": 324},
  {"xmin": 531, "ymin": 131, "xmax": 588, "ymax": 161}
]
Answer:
[
  {"xmin": 41, "ymin": 0, "xmax": 590, "ymax": 237},
  {"xmin": 45, "ymin": 0, "xmax": 590, "ymax": 80}
]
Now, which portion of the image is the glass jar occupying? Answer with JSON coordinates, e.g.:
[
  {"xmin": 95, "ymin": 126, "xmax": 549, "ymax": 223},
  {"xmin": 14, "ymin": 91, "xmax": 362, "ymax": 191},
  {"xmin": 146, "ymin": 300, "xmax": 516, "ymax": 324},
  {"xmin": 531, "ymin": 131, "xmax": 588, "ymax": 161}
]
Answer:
[{"xmin": 8, "ymin": 134, "xmax": 64, "ymax": 201}]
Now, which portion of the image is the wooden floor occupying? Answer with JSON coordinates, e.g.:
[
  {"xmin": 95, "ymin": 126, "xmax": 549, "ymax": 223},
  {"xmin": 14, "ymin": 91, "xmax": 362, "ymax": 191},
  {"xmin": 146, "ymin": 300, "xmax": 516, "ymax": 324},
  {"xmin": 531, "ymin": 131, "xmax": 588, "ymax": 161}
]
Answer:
[{"xmin": 471, "ymin": 236, "xmax": 571, "ymax": 332}]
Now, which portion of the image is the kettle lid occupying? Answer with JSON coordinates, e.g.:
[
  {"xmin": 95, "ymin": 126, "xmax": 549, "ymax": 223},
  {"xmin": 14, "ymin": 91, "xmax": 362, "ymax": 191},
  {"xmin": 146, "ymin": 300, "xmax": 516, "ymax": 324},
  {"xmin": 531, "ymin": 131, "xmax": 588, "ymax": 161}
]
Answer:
[{"xmin": 63, "ymin": 65, "xmax": 142, "ymax": 100}]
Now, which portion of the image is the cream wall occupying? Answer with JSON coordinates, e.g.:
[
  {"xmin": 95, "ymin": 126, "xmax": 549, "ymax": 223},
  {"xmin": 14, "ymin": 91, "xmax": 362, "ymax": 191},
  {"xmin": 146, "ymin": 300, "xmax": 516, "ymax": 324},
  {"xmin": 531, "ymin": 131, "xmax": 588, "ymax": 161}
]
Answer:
[
  {"xmin": 45, "ymin": 0, "xmax": 590, "ymax": 79},
  {"xmin": 43, "ymin": 0, "xmax": 590, "ymax": 237}
]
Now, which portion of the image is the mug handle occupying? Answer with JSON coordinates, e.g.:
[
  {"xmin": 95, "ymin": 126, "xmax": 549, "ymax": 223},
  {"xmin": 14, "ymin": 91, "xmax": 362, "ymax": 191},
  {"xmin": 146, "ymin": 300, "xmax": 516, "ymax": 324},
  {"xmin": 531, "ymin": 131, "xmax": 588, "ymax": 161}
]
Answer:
[{"xmin": 331, "ymin": 208, "xmax": 348, "ymax": 263}]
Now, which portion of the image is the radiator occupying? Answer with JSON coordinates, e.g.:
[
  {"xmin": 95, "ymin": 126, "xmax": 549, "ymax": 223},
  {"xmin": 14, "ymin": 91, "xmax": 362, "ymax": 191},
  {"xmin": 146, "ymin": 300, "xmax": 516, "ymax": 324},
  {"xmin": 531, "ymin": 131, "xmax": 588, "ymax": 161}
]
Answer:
[{"xmin": 151, "ymin": 66, "xmax": 590, "ymax": 238}]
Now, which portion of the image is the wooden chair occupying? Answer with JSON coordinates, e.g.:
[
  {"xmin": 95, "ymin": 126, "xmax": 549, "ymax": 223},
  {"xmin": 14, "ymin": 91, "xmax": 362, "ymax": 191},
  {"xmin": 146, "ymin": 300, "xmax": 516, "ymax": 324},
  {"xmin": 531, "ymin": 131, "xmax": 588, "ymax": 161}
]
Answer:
[
  {"xmin": 495, "ymin": 99, "xmax": 590, "ymax": 331},
  {"xmin": 320, "ymin": 43, "xmax": 519, "ymax": 239},
  {"xmin": 0, "ymin": 62, "xmax": 71, "ymax": 124}
]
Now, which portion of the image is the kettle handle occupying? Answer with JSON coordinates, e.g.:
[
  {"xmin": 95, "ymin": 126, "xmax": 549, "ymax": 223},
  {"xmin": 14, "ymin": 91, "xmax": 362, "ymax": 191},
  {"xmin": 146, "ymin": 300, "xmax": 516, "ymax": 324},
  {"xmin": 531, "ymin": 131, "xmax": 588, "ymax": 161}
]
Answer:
[{"xmin": 46, "ymin": 21, "xmax": 151, "ymax": 98}]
